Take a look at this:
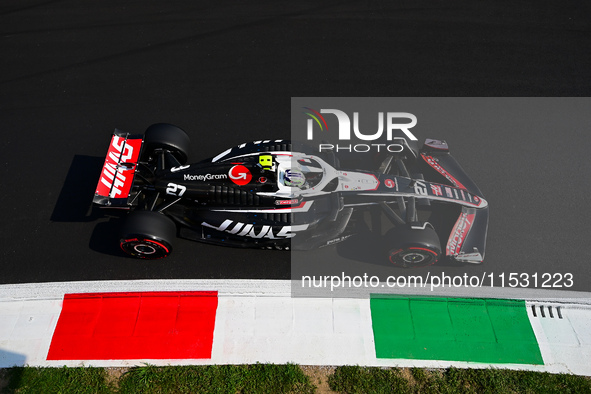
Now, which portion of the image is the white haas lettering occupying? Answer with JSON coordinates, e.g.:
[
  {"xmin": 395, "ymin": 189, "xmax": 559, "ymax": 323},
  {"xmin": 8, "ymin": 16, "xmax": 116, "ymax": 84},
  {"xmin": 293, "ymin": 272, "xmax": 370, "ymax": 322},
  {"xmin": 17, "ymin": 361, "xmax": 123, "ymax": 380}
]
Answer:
[
  {"xmin": 202, "ymin": 220, "xmax": 308, "ymax": 239},
  {"xmin": 100, "ymin": 136, "xmax": 133, "ymax": 198}
]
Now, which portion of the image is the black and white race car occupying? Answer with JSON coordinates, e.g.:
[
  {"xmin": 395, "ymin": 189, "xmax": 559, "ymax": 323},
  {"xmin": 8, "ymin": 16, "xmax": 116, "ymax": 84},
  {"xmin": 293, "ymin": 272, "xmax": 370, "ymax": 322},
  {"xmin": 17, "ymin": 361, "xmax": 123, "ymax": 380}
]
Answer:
[{"xmin": 93, "ymin": 123, "xmax": 488, "ymax": 267}]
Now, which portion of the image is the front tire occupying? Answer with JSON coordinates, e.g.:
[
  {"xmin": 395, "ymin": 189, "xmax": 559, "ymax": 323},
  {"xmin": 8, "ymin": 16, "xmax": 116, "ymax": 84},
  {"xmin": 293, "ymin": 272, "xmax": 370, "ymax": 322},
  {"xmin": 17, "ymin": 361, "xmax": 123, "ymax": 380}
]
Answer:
[
  {"xmin": 385, "ymin": 225, "xmax": 441, "ymax": 268},
  {"xmin": 120, "ymin": 211, "xmax": 176, "ymax": 259}
]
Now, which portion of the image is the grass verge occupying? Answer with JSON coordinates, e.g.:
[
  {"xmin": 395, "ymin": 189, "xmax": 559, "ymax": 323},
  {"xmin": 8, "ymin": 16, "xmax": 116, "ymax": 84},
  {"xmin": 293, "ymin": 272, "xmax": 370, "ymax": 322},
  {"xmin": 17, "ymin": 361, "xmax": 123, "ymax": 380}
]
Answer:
[
  {"xmin": 1, "ymin": 366, "xmax": 113, "ymax": 394},
  {"xmin": 1, "ymin": 365, "xmax": 591, "ymax": 393},
  {"xmin": 117, "ymin": 364, "xmax": 315, "ymax": 394},
  {"xmin": 0, "ymin": 364, "xmax": 315, "ymax": 394},
  {"xmin": 328, "ymin": 366, "xmax": 591, "ymax": 394}
]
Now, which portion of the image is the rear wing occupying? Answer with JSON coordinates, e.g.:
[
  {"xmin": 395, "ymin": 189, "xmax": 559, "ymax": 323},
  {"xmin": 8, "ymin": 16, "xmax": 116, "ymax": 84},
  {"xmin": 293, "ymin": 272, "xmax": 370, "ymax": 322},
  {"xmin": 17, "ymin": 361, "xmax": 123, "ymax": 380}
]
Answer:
[{"xmin": 93, "ymin": 130, "xmax": 143, "ymax": 207}]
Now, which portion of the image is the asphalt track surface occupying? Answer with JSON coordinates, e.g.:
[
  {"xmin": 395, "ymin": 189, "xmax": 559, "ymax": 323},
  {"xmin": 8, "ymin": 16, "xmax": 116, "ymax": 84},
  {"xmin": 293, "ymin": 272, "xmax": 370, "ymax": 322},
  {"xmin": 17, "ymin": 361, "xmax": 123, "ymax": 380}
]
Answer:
[{"xmin": 2, "ymin": 1, "xmax": 591, "ymax": 291}]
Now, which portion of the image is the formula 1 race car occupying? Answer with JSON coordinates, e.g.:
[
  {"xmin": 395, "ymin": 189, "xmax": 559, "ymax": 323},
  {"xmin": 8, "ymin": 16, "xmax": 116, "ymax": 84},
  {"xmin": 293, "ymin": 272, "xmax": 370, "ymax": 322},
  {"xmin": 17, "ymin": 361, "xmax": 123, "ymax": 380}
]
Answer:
[{"xmin": 93, "ymin": 123, "xmax": 489, "ymax": 267}]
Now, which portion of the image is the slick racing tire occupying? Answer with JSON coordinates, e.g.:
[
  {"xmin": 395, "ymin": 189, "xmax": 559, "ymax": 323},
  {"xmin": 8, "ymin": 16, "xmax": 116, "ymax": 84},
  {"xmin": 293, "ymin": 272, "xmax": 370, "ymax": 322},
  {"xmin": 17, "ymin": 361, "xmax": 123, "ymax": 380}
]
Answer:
[
  {"xmin": 386, "ymin": 225, "xmax": 441, "ymax": 268},
  {"xmin": 119, "ymin": 211, "xmax": 176, "ymax": 259},
  {"xmin": 143, "ymin": 123, "xmax": 190, "ymax": 164}
]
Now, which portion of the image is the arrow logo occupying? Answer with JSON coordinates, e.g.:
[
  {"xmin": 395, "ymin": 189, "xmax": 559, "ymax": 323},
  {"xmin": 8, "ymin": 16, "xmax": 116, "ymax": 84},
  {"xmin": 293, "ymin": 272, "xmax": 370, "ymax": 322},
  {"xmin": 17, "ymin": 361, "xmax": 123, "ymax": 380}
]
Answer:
[{"xmin": 228, "ymin": 165, "xmax": 252, "ymax": 186}]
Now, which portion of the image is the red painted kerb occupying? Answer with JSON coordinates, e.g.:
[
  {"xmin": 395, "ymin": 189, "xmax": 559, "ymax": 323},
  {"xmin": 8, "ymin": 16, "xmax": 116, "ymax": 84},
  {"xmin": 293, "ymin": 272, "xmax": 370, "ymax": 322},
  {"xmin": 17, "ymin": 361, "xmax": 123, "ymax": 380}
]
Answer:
[{"xmin": 47, "ymin": 291, "xmax": 218, "ymax": 360}]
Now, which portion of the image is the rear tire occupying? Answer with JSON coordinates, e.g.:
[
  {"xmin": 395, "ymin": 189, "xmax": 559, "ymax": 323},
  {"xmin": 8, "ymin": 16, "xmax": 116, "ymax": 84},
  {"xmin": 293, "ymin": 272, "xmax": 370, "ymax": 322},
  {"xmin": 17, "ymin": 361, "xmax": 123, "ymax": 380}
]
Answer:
[
  {"xmin": 120, "ymin": 211, "xmax": 176, "ymax": 259},
  {"xmin": 385, "ymin": 225, "xmax": 441, "ymax": 268},
  {"xmin": 143, "ymin": 123, "xmax": 190, "ymax": 164}
]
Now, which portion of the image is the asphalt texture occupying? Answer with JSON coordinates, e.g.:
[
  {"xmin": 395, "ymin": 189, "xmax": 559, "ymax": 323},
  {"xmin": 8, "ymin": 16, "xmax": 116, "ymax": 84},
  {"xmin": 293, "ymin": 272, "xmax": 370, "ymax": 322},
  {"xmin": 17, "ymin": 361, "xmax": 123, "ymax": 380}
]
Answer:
[{"xmin": 2, "ymin": 0, "xmax": 591, "ymax": 291}]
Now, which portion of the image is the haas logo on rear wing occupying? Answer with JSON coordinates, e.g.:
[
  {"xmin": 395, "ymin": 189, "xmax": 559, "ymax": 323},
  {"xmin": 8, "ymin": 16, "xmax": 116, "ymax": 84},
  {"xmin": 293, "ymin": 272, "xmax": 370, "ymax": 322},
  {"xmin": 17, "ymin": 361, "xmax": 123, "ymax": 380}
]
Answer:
[{"xmin": 94, "ymin": 132, "xmax": 143, "ymax": 206}]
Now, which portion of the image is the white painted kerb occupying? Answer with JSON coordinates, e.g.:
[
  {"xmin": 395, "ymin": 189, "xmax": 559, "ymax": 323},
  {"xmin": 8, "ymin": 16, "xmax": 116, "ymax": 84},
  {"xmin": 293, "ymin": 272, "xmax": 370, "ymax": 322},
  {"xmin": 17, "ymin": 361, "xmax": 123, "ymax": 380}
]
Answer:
[{"xmin": 0, "ymin": 280, "xmax": 590, "ymax": 375}]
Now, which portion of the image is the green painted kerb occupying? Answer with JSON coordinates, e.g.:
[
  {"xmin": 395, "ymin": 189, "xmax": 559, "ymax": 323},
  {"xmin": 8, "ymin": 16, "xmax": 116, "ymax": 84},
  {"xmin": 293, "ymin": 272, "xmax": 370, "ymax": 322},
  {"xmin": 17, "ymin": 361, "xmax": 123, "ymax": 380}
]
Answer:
[{"xmin": 370, "ymin": 295, "xmax": 543, "ymax": 365}]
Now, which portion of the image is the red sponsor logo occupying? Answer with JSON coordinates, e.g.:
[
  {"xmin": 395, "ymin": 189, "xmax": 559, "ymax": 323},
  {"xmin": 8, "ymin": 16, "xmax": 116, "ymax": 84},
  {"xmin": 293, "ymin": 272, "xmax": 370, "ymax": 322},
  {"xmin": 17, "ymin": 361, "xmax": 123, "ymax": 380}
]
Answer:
[
  {"xmin": 384, "ymin": 179, "xmax": 396, "ymax": 189},
  {"xmin": 228, "ymin": 165, "xmax": 252, "ymax": 186},
  {"xmin": 276, "ymin": 199, "xmax": 299, "ymax": 205},
  {"xmin": 421, "ymin": 154, "xmax": 465, "ymax": 189},
  {"xmin": 446, "ymin": 212, "xmax": 475, "ymax": 255},
  {"xmin": 431, "ymin": 184, "xmax": 442, "ymax": 196}
]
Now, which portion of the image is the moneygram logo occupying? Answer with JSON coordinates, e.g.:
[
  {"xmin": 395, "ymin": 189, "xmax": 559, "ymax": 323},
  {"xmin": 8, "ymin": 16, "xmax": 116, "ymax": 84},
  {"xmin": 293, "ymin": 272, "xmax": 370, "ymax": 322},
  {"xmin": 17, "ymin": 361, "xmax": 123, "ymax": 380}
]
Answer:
[
  {"xmin": 303, "ymin": 108, "xmax": 418, "ymax": 153},
  {"xmin": 184, "ymin": 173, "xmax": 228, "ymax": 181}
]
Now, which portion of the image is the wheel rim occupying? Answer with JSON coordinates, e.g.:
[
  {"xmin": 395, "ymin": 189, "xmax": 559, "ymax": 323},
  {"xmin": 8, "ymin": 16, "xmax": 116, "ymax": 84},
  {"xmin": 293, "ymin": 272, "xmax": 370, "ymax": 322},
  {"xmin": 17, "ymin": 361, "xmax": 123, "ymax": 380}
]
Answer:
[
  {"xmin": 133, "ymin": 243, "xmax": 157, "ymax": 255},
  {"xmin": 389, "ymin": 247, "xmax": 438, "ymax": 268},
  {"xmin": 120, "ymin": 238, "xmax": 170, "ymax": 259},
  {"xmin": 402, "ymin": 252, "xmax": 427, "ymax": 264}
]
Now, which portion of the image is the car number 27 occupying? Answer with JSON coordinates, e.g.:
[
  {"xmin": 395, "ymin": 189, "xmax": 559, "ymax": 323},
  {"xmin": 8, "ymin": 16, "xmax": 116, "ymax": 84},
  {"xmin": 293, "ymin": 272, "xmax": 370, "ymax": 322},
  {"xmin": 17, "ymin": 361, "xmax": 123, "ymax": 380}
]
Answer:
[{"xmin": 166, "ymin": 183, "xmax": 186, "ymax": 196}]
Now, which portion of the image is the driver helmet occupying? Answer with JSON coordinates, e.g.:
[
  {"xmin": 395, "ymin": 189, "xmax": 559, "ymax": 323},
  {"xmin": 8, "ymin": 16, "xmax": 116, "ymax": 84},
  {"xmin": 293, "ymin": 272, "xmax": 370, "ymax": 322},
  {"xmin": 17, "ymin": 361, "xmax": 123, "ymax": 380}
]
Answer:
[{"xmin": 284, "ymin": 169, "xmax": 306, "ymax": 188}]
